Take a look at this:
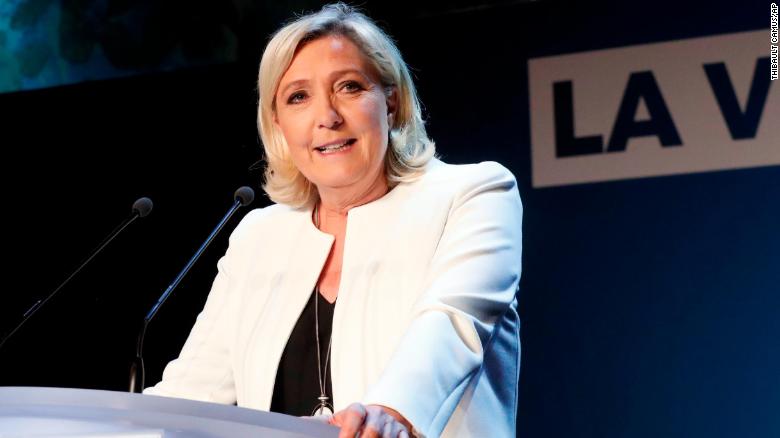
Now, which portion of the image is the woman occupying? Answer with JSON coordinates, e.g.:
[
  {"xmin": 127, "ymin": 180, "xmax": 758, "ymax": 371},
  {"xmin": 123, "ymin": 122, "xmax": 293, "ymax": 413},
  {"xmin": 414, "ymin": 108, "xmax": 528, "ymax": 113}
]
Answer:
[{"xmin": 144, "ymin": 3, "xmax": 522, "ymax": 437}]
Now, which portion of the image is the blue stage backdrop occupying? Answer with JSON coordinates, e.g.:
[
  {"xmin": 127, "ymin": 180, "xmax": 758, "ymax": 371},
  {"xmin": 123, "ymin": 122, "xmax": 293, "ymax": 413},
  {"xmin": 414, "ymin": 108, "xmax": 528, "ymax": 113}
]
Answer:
[{"xmin": 0, "ymin": 1, "xmax": 777, "ymax": 437}]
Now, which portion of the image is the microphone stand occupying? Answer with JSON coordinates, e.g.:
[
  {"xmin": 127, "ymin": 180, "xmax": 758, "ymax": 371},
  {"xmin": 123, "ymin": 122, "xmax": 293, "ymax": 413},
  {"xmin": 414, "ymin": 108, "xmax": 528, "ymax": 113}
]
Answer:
[
  {"xmin": 129, "ymin": 188, "xmax": 253, "ymax": 393},
  {"xmin": 0, "ymin": 197, "xmax": 152, "ymax": 352}
]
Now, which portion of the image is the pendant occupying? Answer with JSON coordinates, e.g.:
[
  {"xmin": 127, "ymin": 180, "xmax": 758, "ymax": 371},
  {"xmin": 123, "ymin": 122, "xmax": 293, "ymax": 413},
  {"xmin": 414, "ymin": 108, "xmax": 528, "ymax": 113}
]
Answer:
[{"xmin": 312, "ymin": 396, "xmax": 334, "ymax": 416}]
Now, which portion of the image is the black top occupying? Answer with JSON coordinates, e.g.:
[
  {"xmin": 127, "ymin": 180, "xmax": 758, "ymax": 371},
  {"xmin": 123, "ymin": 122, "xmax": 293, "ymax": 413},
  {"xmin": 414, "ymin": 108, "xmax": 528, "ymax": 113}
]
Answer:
[{"xmin": 270, "ymin": 290, "xmax": 335, "ymax": 416}]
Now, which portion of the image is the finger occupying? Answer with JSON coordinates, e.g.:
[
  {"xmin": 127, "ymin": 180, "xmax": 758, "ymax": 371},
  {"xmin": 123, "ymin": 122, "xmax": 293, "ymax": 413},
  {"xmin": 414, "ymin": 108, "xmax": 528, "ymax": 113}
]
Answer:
[
  {"xmin": 338, "ymin": 404, "xmax": 367, "ymax": 438},
  {"xmin": 388, "ymin": 420, "xmax": 409, "ymax": 438},
  {"xmin": 381, "ymin": 421, "xmax": 395, "ymax": 438},
  {"xmin": 329, "ymin": 405, "xmax": 359, "ymax": 426},
  {"xmin": 360, "ymin": 419, "xmax": 382, "ymax": 438},
  {"xmin": 360, "ymin": 409, "xmax": 386, "ymax": 438}
]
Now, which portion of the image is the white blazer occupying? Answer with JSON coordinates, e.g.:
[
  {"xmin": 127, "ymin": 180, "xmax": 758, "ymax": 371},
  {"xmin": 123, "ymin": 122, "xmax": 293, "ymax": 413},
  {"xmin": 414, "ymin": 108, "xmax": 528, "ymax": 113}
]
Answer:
[{"xmin": 144, "ymin": 159, "xmax": 523, "ymax": 437}]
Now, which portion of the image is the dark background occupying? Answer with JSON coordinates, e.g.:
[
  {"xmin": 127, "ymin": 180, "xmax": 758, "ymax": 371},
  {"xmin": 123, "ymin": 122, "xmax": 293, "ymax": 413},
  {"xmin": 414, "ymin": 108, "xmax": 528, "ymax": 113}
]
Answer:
[{"xmin": 1, "ymin": 1, "xmax": 777, "ymax": 437}]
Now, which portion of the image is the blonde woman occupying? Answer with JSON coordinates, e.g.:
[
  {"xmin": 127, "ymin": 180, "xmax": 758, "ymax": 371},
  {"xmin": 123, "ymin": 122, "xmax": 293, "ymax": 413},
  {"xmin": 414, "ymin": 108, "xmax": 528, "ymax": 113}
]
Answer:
[{"xmin": 145, "ymin": 4, "xmax": 523, "ymax": 437}]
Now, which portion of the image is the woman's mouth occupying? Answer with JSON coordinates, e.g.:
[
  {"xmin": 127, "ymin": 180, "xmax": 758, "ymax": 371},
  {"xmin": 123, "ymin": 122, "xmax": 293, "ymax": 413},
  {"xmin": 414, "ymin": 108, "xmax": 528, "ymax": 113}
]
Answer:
[{"xmin": 315, "ymin": 139, "xmax": 356, "ymax": 154}]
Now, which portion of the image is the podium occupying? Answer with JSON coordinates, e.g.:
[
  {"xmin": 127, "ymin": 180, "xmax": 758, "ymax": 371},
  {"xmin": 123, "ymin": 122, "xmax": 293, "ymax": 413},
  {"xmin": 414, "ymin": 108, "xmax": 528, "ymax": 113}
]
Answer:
[{"xmin": 0, "ymin": 387, "xmax": 338, "ymax": 437}]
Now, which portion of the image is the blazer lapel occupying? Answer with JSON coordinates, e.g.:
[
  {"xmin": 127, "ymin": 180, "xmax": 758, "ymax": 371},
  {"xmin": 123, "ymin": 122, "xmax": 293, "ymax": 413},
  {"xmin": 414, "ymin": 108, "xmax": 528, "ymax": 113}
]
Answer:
[{"xmin": 243, "ymin": 207, "xmax": 334, "ymax": 409}]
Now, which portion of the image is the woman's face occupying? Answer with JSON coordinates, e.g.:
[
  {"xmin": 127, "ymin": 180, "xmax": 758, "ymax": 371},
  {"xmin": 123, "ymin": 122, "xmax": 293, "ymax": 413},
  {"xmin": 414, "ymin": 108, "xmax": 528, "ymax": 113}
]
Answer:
[{"xmin": 274, "ymin": 35, "xmax": 396, "ymax": 197}]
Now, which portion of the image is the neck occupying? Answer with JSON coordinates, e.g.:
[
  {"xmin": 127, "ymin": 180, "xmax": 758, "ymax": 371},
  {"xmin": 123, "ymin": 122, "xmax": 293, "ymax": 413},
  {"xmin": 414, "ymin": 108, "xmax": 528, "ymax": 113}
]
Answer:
[{"xmin": 317, "ymin": 173, "xmax": 388, "ymax": 218}]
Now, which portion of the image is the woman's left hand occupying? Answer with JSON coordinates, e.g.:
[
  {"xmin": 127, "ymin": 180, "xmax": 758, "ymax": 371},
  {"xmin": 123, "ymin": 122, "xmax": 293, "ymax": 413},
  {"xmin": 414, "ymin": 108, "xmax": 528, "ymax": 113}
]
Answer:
[{"xmin": 328, "ymin": 402, "xmax": 412, "ymax": 438}]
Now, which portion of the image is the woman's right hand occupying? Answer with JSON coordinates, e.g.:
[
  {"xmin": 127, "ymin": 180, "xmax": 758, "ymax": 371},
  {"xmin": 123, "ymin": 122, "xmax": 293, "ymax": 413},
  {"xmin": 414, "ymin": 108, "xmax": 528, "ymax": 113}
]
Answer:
[{"xmin": 329, "ymin": 402, "xmax": 412, "ymax": 438}]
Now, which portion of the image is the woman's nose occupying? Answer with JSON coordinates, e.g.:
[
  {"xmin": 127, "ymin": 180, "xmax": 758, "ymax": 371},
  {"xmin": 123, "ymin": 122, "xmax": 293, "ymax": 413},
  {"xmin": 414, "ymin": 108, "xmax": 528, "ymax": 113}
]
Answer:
[{"xmin": 317, "ymin": 97, "xmax": 343, "ymax": 129}]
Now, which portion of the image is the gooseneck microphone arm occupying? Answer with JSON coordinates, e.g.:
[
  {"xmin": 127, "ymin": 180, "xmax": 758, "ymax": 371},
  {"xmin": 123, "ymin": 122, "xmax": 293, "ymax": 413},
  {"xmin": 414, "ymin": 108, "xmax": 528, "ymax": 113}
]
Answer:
[
  {"xmin": 129, "ymin": 187, "xmax": 254, "ymax": 393},
  {"xmin": 0, "ymin": 197, "xmax": 153, "ymax": 353}
]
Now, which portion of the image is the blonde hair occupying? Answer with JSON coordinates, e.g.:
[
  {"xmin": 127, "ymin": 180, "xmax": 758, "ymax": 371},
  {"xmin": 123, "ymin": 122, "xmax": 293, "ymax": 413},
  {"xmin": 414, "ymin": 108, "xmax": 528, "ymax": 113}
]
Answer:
[{"xmin": 257, "ymin": 3, "xmax": 436, "ymax": 208}]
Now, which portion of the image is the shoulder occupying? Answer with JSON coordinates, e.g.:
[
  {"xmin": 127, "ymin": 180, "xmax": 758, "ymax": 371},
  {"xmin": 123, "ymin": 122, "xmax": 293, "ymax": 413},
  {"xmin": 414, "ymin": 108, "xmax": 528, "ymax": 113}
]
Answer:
[
  {"xmin": 228, "ymin": 202, "xmax": 302, "ymax": 243},
  {"xmin": 410, "ymin": 158, "xmax": 519, "ymax": 197}
]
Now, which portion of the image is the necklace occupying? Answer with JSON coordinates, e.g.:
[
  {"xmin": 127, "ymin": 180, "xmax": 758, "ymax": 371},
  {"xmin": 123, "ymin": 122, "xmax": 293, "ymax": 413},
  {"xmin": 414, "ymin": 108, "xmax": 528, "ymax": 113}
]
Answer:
[{"xmin": 312, "ymin": 202, "xmax": 334, "ymax": 416}]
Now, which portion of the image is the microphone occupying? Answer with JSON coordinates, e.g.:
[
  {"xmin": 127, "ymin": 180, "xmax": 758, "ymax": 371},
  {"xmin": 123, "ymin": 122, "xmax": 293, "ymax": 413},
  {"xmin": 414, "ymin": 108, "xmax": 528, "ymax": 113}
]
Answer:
[
  {"xmin": 133, "ymin": 197, "xmax": 154, "ymax": 218},
  {"xmin": 129, "ymin": 187, "xmax": 255, "ymax": 393},
  {"xmin": 0, "ymin": 197, "xmax": 154, "ymax": 352}
]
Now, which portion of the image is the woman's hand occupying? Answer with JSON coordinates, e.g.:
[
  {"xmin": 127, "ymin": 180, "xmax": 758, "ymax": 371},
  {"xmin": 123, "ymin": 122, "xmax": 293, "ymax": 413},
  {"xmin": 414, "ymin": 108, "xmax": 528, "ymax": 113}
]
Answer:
[{"xmin": 328, "ymin": 402, "xmax": 412, "ymax": 438}]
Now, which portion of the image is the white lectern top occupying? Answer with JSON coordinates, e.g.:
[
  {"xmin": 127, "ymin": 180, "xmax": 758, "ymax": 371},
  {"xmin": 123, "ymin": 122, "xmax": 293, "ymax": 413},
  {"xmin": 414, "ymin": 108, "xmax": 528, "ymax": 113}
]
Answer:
[{"xmin": 0, "ymin": 387, "xmax": 339, "ymax": 438}]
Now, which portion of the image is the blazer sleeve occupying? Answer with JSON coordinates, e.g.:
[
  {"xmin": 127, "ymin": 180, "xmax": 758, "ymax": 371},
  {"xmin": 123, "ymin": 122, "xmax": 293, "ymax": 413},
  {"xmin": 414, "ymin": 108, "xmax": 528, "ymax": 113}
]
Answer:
[
  {"xmin": 142, "ymin": 209, "xmax": 262, "ymax": 404},
  {"xmin": 361, "ymin": 162, "xmax": 523, "ymax": 437}
]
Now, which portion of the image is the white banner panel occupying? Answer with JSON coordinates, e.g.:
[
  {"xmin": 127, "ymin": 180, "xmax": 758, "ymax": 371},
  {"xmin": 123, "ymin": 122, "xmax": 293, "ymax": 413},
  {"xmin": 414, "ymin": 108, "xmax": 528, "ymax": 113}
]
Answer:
[{"xmin": 529, "ymin": 30, "xmax": 779, "ymax": 188}]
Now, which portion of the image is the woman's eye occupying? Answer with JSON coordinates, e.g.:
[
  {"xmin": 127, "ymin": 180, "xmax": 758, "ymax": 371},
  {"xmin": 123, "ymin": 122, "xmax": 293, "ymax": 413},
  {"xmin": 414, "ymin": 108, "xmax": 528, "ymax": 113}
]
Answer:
[
  {"xmin": 342, "ymin": 81, "xmax": 363, "ymax": 92},
  {"xmin": 287, "ymin": 91, "xmax": 307, "ymax": 104}
]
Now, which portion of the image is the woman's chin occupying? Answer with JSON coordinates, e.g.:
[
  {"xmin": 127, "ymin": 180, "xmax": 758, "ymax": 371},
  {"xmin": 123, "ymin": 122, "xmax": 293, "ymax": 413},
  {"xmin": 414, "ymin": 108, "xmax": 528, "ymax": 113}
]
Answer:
[{"xmin": 313, "ymin": 173, "xmax": 365, "ymax": 192}]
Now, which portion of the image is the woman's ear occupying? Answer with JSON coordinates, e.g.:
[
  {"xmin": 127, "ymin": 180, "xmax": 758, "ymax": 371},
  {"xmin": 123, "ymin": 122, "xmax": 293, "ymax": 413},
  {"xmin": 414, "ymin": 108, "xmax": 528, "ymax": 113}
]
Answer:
[
  {"xmin": 270, "ymin": 98, "xmax": 280, "ymax": 126},
  {"xmin": 385, "ymin": 86, "xmax": 398, "ymax": 127}
]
